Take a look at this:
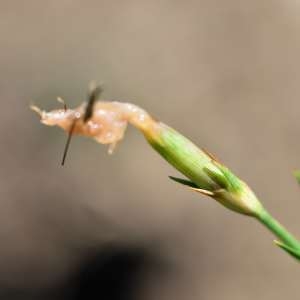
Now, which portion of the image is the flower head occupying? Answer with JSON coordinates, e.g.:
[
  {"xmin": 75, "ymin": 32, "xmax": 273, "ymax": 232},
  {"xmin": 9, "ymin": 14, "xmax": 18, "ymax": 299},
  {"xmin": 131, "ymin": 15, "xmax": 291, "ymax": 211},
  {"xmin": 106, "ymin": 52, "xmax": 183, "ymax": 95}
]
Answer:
[{"xmin": 31, "ymin": 98, "xmax": 263, "ymax": 216}]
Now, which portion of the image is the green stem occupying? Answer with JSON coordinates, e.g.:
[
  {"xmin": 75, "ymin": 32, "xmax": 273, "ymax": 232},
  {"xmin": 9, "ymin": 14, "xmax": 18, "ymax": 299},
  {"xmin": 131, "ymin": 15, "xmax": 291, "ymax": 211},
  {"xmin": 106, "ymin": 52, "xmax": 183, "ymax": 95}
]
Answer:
[{"xmin": 257, "ymin": 207, "xmax": 300, "ymax": 251}]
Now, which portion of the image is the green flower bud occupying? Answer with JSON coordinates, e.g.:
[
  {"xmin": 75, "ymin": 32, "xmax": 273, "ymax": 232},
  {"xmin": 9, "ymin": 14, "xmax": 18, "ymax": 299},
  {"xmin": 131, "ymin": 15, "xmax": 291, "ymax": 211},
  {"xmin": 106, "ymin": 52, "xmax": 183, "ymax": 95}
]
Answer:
[{"xmin": 143, "ymin": 122, "xmax": 264, "ymax": 217}]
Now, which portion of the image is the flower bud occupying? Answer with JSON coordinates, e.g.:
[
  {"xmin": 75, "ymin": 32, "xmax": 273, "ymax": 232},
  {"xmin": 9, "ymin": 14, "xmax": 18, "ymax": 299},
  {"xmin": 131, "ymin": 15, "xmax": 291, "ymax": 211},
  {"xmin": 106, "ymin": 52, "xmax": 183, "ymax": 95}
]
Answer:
[{"xmin": 142, "ymin": 122, "xmax": 264, "ymax": 216}]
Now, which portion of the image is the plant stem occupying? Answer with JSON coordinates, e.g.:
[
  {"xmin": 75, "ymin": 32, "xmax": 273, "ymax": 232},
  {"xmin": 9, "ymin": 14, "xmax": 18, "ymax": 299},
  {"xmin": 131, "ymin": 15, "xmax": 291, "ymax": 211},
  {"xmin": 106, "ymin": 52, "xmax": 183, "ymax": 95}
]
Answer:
[{"xmin": 257, "ymin": 207, "xmax": 300, "ymax": 251}]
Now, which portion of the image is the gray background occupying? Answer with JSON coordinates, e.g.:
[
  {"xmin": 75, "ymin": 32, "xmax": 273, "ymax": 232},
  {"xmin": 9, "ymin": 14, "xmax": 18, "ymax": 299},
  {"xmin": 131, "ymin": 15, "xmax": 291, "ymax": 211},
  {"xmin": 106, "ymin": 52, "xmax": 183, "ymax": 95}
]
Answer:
[{"xmin": 1, "ymin": 0, "xmax": 300, "ymax": 299}]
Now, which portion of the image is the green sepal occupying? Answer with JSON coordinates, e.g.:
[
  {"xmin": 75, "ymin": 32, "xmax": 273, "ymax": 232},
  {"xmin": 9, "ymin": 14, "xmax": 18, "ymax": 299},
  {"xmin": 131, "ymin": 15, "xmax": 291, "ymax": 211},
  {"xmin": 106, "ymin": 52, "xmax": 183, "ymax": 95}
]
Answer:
[
  {"xmin": 203, "ymin": 167, "xmax": 228, "ymax": 189},
  {"xmin": 204, "ymin": 163, "xmax": 243, "ymax": 193},
  {"xmin": 274, "ymin": 240, "xmax": 300, "ymax": 260},
  {"xmin": 169, "ymin": 176, "xmax": 199, "ymax": 188},
  {"xmin": 217, "ymin": 164, "xmax": 242, "ymax": 193}
]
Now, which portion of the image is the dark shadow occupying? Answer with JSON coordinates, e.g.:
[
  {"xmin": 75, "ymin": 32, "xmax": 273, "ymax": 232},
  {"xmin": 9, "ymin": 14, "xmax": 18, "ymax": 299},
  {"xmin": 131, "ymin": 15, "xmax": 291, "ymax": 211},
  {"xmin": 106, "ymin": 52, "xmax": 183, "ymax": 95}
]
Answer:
[{"xmin": 66, "ymin": 245, "xmax": 159, "ymax": 300}]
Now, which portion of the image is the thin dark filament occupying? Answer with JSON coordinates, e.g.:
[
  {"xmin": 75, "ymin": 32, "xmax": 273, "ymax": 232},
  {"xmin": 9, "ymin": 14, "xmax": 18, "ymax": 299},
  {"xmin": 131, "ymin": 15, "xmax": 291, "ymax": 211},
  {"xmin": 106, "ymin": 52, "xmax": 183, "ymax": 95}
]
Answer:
[
  {"xmin": 83, "ymin": 85, "xmax": 103, "ymax": 122},
  {"xmin": 61, "ymin": 120, "xmax": 77, "ymax": 166}
]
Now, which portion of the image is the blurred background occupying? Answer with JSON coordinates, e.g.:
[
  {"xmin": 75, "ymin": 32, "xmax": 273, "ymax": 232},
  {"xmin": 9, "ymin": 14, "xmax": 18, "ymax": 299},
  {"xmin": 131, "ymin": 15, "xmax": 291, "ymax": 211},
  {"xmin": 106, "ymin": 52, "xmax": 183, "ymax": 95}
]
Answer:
[{"xmin": 1, "ymin": 0, "xmax": 300, "ymax": 299}]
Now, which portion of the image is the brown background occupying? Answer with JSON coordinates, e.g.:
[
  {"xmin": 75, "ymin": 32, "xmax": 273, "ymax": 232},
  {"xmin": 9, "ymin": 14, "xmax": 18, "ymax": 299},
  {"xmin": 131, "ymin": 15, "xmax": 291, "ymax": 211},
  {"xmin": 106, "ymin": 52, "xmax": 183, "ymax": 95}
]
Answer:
[{"xmin": 1, "ymin": 0, "xmax": 300, "ymax": 299}]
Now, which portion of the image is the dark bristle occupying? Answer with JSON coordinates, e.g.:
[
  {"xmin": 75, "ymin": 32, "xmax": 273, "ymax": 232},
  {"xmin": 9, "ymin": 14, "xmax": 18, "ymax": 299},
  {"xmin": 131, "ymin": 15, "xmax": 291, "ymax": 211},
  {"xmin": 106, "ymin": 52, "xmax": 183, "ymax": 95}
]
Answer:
[
  {"xmin": 61, "ymin": 120, "xmax": 77, "ymax": 166},
  {"xmin": 83, "ymin": 85, "xmax": 103, "ymax": 123}
]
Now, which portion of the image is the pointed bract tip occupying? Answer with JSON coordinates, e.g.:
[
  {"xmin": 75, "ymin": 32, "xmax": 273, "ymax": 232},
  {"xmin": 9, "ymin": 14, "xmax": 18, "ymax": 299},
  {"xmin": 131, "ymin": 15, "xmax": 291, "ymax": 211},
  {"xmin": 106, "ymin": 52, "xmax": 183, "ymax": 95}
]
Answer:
[
  {"xmin": 189, "ymin": 187, "xmax": 215, "ymax": 197},
  {"xmin": 168, "ymin": 176, "xmax": 215, "ymax": 196},
  {"xmin": 274, "ymin": 240, "xmax": 300, "ymax": 260}
]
